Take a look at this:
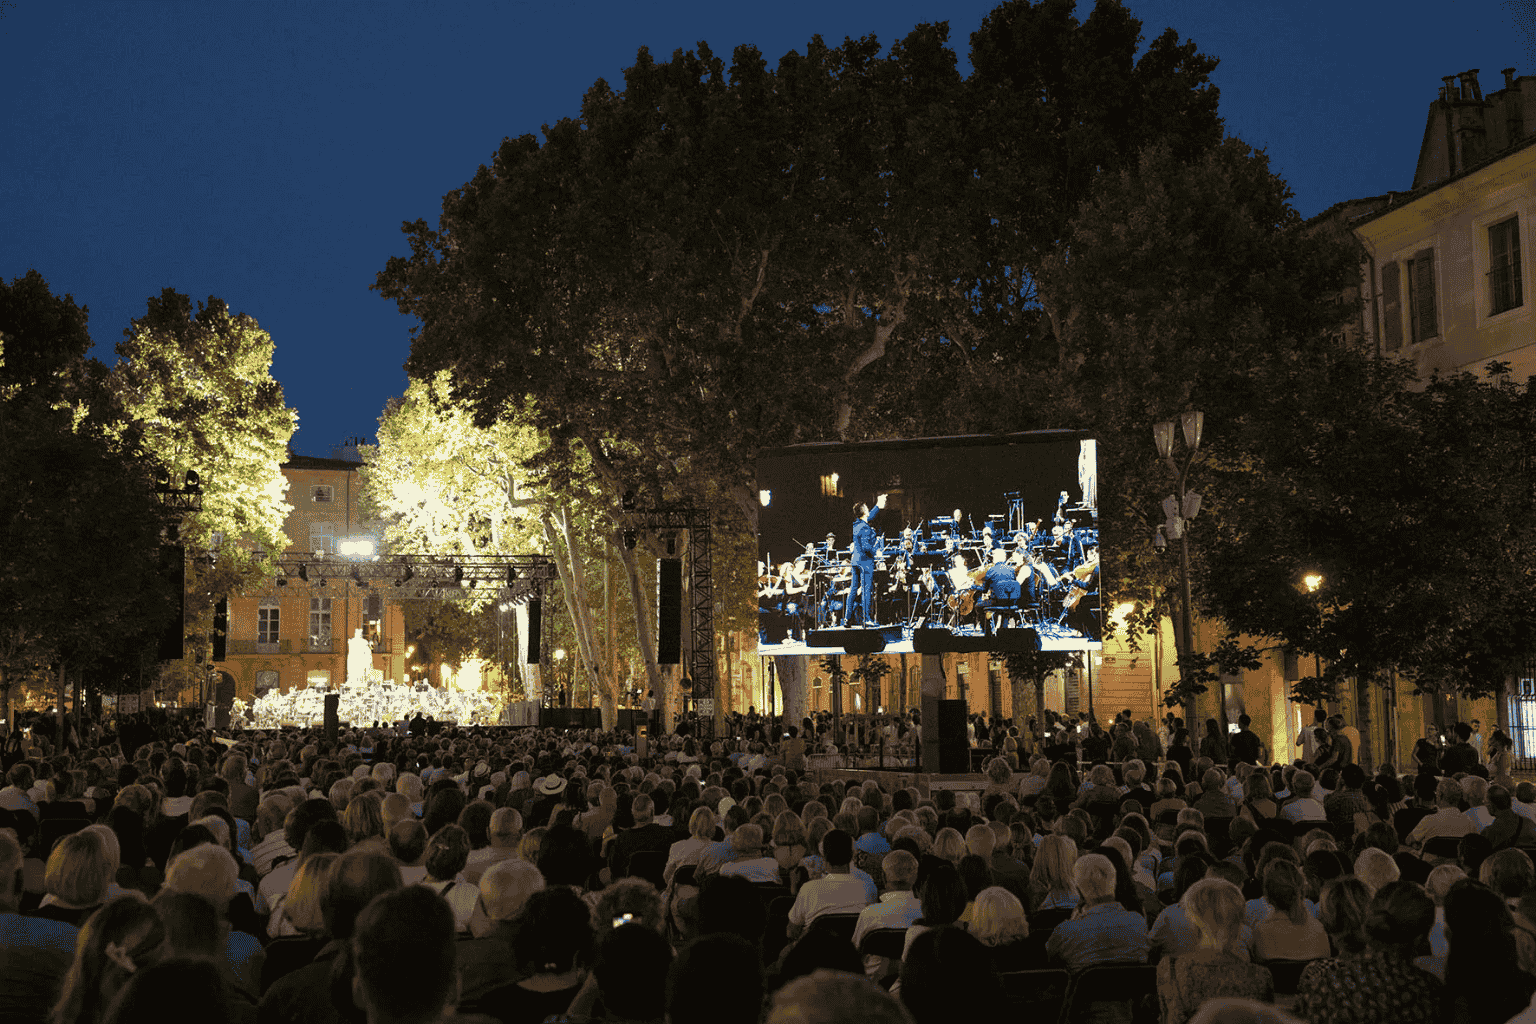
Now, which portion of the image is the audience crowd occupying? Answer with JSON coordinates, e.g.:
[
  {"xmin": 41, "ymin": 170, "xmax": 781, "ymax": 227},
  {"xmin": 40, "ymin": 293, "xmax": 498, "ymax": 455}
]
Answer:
[{"xmin": 1, "ymin": 706, "xmax": 1534, "ymax": 1024}]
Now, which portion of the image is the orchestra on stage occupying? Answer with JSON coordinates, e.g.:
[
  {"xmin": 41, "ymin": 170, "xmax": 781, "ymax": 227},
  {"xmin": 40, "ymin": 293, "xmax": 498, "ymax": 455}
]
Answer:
[{"xmin": 758, "ymin": 489, "xmax": 1100, "ymax": 651}]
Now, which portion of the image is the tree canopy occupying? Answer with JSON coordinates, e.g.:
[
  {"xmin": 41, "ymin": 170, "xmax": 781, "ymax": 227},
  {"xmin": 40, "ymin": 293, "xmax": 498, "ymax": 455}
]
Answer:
[{"xmin": 377, "ymin": 0, "xmax": 1536, "ymax": 708}]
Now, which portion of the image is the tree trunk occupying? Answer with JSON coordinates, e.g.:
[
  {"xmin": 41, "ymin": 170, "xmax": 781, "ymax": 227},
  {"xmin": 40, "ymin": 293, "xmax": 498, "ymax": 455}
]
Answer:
[
  {"xmin": 776, "ymin": 655, "xmax": 808, "ymax": 727},
  {"xmin": 1355, "ymin": 674, "xmax": 1374, "ymax": 771},
  {"xmin": 615, "ymin": 532, "xmax": 670, "ymax": 733},
  {"xmin": 541, "ymin": 513, "xmax": 605, "ymax": 722},
  {"xmin": 1010, "ymin": 668, "xmax": 1029, "ymax": 734},
  {"xmin": 57, "ymin": 661, "xmax": 67, "ymax": 750}
]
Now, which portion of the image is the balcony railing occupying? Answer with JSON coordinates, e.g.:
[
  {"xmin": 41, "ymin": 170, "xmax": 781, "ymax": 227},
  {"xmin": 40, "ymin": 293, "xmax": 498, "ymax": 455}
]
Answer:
[{"xmin": 307, "ymin": 635, "xmax": 335, "ymax": 654}]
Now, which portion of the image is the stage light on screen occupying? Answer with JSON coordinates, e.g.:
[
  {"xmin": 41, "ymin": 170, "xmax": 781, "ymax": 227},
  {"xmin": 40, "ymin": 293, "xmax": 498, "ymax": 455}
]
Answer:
[{"xmin": 756, "ymin": 431, "xmax": 1100, "ymax": 657}]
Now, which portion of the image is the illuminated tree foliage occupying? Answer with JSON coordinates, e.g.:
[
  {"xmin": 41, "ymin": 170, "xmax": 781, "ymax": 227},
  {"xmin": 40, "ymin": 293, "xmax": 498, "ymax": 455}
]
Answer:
[{"xmin": 111, "ymin": 290, "xmax": 297, "ymax": 663}]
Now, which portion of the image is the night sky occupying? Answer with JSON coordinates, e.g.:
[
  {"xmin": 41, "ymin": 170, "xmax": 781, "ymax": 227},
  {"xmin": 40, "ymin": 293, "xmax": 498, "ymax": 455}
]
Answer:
[{"xmin": 3, "ymin": 1, "xmax": 1530, "ymax": 456}]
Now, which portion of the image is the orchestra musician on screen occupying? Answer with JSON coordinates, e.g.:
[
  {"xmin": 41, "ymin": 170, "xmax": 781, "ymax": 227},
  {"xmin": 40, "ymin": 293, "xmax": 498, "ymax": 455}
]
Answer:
[{"xmin": 757, "ymin": 491, "xmax": 1101, "ymax": 647}]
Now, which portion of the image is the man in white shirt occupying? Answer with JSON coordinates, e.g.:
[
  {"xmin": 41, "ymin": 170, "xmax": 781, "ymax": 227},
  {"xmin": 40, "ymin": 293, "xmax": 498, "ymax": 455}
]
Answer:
[
  {"xmin": 1279, "ymin": 771, "xmax": 1327, "ymax": 823},
  {"xmin": 853, "ymin": 850, "xmax": 922, "ymax": 980},
  {"xmin": 250, "ymin": 799, "xmax": 296, "ymax": 876},
  {"xmin": 0, "ymin": 764, "xmax": 39, "ymax": 818},
  {"xmin": 719, "ymin": 825, "xmax": 780, "ymax": 883},
  {"xmin": 786, "ymin": 829, "xmax": 876, "ymax": 939},
  {"xmin": 463, "ymin": 809, "xmax": 521, "ymax": 884}
]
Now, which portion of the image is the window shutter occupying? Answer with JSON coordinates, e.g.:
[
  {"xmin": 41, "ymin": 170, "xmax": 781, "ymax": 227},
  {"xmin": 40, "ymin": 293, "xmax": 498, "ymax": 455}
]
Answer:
[
  {"xmin": 1490, "ymin": 217, "xmax": 1524, "ymax": 314},
  {"xmin": 1411, "ymin": 248, "xmax": 1438, "ymax": 342},
  {"xmin": 1381, "ymin": 261, "xmax": 1402, "ymax": 351}
]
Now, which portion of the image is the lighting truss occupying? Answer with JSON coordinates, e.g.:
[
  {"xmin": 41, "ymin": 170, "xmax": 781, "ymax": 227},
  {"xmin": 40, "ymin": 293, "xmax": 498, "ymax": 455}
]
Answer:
[{"xmin": 271, "ymin": 553, "xmax": 557, "ymax": 603}]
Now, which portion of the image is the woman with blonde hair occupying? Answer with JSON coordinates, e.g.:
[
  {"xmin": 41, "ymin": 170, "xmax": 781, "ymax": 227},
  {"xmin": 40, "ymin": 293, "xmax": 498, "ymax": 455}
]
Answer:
[
  {"xmin": 50, "ymin": 893, "xmax": 166, "ymax": 1024},
  {"xmin": 1028, "ymin": 834, "xmax": 1079, "ymax": 913},
  {"xmin": 663, "ymin": 805, "xmax": 716, "ymax": 884},
  {"xmin": 1158, "ymin": 879, "xmax": 1274, "ymax": 1024},
  {"xmin": 771, "ymin": 811, "xmax": 809, "ymax": 874},
  {"xmin": 343, "ymin": 791, "xmax": 387, "ymax": 851},
  {"xmin": 968, "ymin": 886, "xmax": 1037, "ymax": 970},
  {"xmin": 35, "ymin": 828, "xmax": 116, "ymax": 927},
  {"xmin": 932, "ymin": 827, "xmax": 967, "ymax": 867},
  {"xmin": 266, "ymin": 850, "xmax": 339, "ymax": 939}
]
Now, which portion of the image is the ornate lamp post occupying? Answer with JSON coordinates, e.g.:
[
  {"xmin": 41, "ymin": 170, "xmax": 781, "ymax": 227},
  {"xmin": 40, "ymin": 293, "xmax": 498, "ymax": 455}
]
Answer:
[{"xmin": 1154, "ymin": 411, "xmax": 1205, "ymax": 730}]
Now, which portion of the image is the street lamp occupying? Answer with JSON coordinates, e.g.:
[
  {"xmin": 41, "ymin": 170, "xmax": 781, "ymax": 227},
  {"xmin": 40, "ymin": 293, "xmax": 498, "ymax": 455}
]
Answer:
[
  {"xmin": 1296, "ymin": 570, "xmax": 1325, "ymax": 692},
  {"xmin": 1155, "ymin": 411, "xmax": 1205, "ymax": 730}
]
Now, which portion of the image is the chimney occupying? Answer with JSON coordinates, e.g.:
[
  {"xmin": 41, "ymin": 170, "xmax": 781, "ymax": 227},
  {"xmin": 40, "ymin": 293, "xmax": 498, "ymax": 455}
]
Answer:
[
  {"xmin": 1460, "ymin": 69, "xmax": 1483, "ymax": 102},
  {"xmin": 1504, "ymin": 68, "xmax": 1518, "ymax": 90},
  {"xmin": 1443, "ymin": 74, "xmax": 1460, "ymax": 100}
]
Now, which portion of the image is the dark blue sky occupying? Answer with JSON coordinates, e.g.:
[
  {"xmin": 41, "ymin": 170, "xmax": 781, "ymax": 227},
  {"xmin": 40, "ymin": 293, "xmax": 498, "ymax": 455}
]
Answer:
[{"xmin": 3, "ymin": 1, "xmax": 1530, "ymax": 455}]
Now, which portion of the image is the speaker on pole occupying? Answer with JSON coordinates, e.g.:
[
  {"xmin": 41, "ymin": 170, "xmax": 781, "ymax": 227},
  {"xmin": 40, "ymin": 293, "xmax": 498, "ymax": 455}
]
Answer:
[
  {"xmin": 525, "ymin": 600, "xmax": 542, "ymax": 663},
  {"xmin": 211, "ymin": 597, "xmax": 228, "ymax": 662},
  {"xmin": 658, "ymin": 558, "xmax": 682, "ymax": 664}
]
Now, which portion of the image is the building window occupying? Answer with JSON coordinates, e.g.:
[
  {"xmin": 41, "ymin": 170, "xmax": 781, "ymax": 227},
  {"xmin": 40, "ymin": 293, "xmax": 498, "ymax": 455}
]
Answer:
[
  {"xmin": 1381, "ymin": 260, "xmax": 1403, "ymax": 351},
  {"xmin": 312, "ymin": 485, "xmax": 334, "ymax": 503},
  {"xmin": 1490, "ymin": 216, "xmax": 1524, "ymax": 315},
  {"xmin": 364, "ymin": 592, "xmax": 383, "ymax": 648},
  {"xmin": 255, "ymin": 670, "xmax": 279, "ymax": 697},
  {"xmin": 820, "ymin": 473, "xmax": 840, "ymax": 498},
  {"xmin": 258, "ymin": 603, "xmax": 280, "ymax": 645},
  {"xmin": 309, "ymin": 521, "xmax": 334, "ymax": 553},
  {"xmin": 1408, "ymin": 248, "xmax": 1438, "ymax": 344},
  {"xmin": 309, "ymin": 598, "xmax": 332, "ymax": 644}
]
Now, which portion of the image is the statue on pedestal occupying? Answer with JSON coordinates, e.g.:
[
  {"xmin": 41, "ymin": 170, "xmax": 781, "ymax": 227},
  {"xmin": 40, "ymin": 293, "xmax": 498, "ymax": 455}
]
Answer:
[{"xmin": 347, "ymin": 628, "xmax": 371, "ymax": 688}]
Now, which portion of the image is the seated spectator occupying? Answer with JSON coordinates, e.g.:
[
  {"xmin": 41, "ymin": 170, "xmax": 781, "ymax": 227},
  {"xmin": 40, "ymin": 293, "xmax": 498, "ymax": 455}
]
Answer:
[
  {"xmin": 1406, "ymin": 778, "xmax": 1475, "ymax": 853},
  {"xmin": 1252, "ymin": 861, "xmax": 1329, "ymax": 962},
  {"xmin": 1442, "ymin": 879, "xmax": 1535, "ymax": 1024},
  {"xmin": 899, "ymin": 926, "xmax": 1007, "ymax": 1024},
  {"xmin": 1279, "ymin": 772, "xmax": 1325, "ymax": 823},
  {"xmin": 464, "ymin": 808, "xmax": 521, "ymax": 885},
  {"xmin": 664, "ymin": 807, "xmax": 717, "ymax": 886},
  {"xmin": 256, "ymin": 800, "xmax": 337, "ymax": 916},
  {"xmin": 786, "ymin": 829, "xmax": 875, "ymax": 939},
  {"xmin": 1238, "ymin": 770, "xmax": 1279, "ymax": 824},
  {"xmin": 1044, "ymin": 853, "xmax": 1150, "ymax": 969},
  {"xmin": 386, "ymin": 820, "xmax": 429, "ymax": 885},
  {"xmin": 667, "ymin": 933, "xmax": 763, "ymax": 1024},
  {"xmin": 47, "ymin": 893, "xmax": 165, "ymax": 1024},
  {"xmin": 1159, "ymin": 878, "xmax": 1274, "ymax": 1024},
  {"xmin": 1295, "ymin": 880, "xmax": 1442, "ymax": 1024},
  {"xmin": 853, "ymin": 849, "xmax": 921, "ymax": 980},
  {"xmin": 536, "ymin": 824, "xmax": 595, "ymax": 893},
  {"xmin": 250, "ymin": 799, "xmax": 296, "ymax": 877},
  {"xmin": 464, "ymin": 886, "xmax": 594, "ymax": 1024},
  {"xmin": 419, "ymin": 824, "xmax": 479, "ymax": 932},
  {"xmin": 765, "ymin": 968, "xmax": 911, "ymax": 1024},
  {"xmin": 33, "ymin": 828, "xmax": 115, "ymax": 927},
  {"xmin": 1028, "ymin": 833, "xmax": 1079, "ymax": 913},
  {"xmin": 967, "ymin": 885, "xmax": 1037, "ymax": 971},
  {"xmin": 100, "ymin": 957, "xmax": 243, "ymax": 1024},
  {"xmin": 266, "ymin": 850, "xmax": 337, "ymax": 942},
  {"xmin": 459, "ymin": 860, "xmax": 544, "ymax": 1002},
  {"xmin": 1481, "ymin": 785, "xmax": 1536, "ymax": 851},
  {"xmin": 348, "ymin": 885, "xmax": 457, "ymax": 1024},
  {"xmin": 719, "ymin": 824, "xmax": 781, "ymax": 883},
  {"xmin": 1194, "ymin": 769, "xmax": 1237, "ymax": 820},
  {"xmin": 162, "ymin": 842, "xmax": 263, "ymax": 998},
  {"xmin": 563, "ymin": 923, "xmax": 674, "ymax": 1024},
  {"xmin": 1, "ymin": 829, "xmax": 79, "ymax": 1024},
  {"xmin": 1353, "ymin": 847, "xmax": 1400, "ymax": 896},
  {"xmin": 257, "ymin": 850, "xmax": 402, "ymax": 1024}
]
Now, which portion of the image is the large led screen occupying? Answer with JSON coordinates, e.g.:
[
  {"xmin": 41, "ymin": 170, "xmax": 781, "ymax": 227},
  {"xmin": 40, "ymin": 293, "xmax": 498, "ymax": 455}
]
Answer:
[{"xmin": 756, "ymin": 431, "xmax": 1100, "ymax": 656}]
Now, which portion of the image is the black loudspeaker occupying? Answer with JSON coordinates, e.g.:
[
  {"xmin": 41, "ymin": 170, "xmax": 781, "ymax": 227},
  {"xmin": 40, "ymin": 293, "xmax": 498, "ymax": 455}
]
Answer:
[
  {"xmin": 525, "ymin": 600, "xmax": 542, "ymax": 663},
  {"xmin": 658, "ymin": 558, "xmax": 682, "ymax": 664},
  {"xmin": 324, "ymin": 693, "xmax": 339, "ymax": 742},
  {"xmin": 937, "ymin": 699, "xmax": 970, "ymax": 773},
  {"xmin": 211, "ymin": 597, "xmax": 228, "ymax": 661},
  {"xmin": 158, "ymin": 546, "xmax": 186, "ymax": 661}
]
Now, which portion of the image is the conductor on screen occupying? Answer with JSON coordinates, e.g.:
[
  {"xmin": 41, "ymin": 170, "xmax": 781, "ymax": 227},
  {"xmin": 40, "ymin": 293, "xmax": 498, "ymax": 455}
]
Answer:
[{"xmin": 844, "ymin": 493, "xmax": 888, "ymax": 627}]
